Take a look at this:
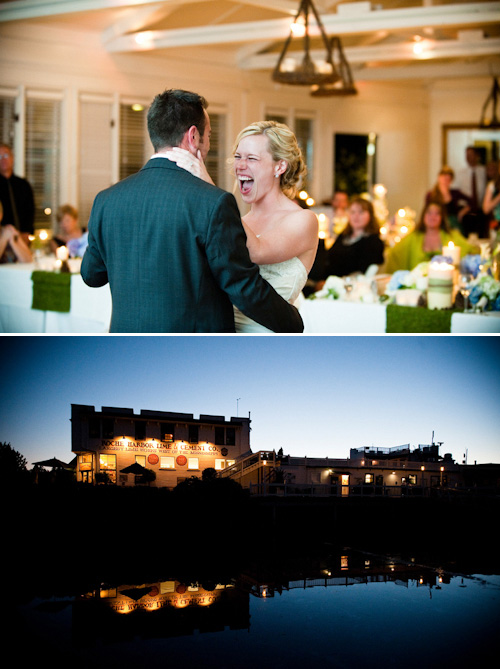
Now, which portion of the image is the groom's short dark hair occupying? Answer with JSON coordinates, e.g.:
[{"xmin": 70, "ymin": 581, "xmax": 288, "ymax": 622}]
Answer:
[{"xmin": 147, "ymin": 89, "xmax": 208, "ymax": 152}]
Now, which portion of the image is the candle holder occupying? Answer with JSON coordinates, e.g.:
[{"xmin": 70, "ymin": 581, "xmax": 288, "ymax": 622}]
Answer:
[{"xmin": 427, "ymin": 257, "xmax": 454, "ymax": 310}]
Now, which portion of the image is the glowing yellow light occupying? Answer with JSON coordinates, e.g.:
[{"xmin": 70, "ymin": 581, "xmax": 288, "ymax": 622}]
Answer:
[
  {"xmin": 135, "ymin": 31, "xmax": 154, "ymax": 46},
  {"xmin": 373, "ymin": 184, "xmax": 387, "ymax": 197},
  {"xmin": 306, "ymin": 197, "xmax": 315, "ymax": 206},
  {"xmin": 318, "ymin": 230, "xmax": 326, "ymax": 239},
  {"xmin": 39, "ymin": 230, "xmax": 49, "ymax": 241},
  {"xmin": 131, "ymin": 103, "xmax": 144, "ymax": 111},
  {"xmin": 397, "ymin": 208, "xmax": 406, "ymax": 217},
  {"xmin": 290, "ymin": 18, "xmax": 306, "ymax": 37},
  {"xmin": 400, "ymin": 225, "xmax": 408, "ymax": 234},
  {"xmin": 299, "ymin": 190, "xmax": 308, "ymax": 200},
  {"xmin": 44, "ymin": 207, "xmax": 52, "ymax": 216},
  {"xmin": 380, "ymin": 226, "xmax": 387, "ymax": 235}
]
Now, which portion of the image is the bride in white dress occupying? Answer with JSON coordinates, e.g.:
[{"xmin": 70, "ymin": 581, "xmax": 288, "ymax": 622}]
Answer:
[{"xmin": 166, "ymin": 121, "xmax": 318, "ymax": 333}]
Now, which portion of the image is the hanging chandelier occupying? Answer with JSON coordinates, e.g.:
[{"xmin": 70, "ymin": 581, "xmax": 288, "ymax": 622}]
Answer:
[
  {"xmin": 310, "ymin": 37, "xmax": 357, "ymax": 97},
  {"xmin": 479, "ymin": 76, "xmax": 500, "ymax": 128},
  {"xmin": 272, "ymin": 0, "xmax": 339, "ymax": 86}
]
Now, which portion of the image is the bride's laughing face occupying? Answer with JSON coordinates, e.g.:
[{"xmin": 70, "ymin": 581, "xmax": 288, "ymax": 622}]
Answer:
[{"xmin": 234, "ymin": 134, "xmax": 279, "ymax": 204}]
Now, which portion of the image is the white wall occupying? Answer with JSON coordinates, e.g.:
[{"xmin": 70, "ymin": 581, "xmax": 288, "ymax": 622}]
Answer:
[{"xmin": 0, "ymin": 20, "xmax": 491, "ymax": 221}]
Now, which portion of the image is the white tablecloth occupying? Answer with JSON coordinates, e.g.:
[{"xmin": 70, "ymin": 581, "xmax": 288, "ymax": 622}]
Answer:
[
  {"xmin": 0, "ymin": 264, "xmax": 112, "ymax": 333},
  {"xmin": 299, "ymin": 298, "xmax": 500, "ymax": 334},
  {"xmin": 300, "ymin": 300, "xmax": 387, "ymax": 333}
]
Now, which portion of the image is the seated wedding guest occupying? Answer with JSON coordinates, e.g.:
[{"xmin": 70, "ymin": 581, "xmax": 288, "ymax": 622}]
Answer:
[
  {"xmin": 425, "ymin": 166, "xmax": 471, "ymax": 233},
  {"xmin": 385, "ymin": 201, "xmax": 478, "ymax": 273},
  {"xmin": 0, "ymin": 201, "xmax": 32, "ymax": 263},
  {"xmin": 482, "ymin": 161, "xmax": 500, "ymax": 230},
  {"xmin": 329, "ymin": 190, "xmax": 349, "ymax": 236},
  {"xmin": 0, "ymin": 142, "xmax": 35, "ymax": 245},
  {"xmin": 50, "ymin": 204, "xmax": 88, "ymax": 256},
  {"xmin": 320, "ymin": 197, "xmax": 384, "ymax": 279}
]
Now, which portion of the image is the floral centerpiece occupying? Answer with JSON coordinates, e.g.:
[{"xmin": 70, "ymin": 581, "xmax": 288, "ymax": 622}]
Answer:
[
  {"xmin": 310, "ymin": 265, "xmax": 379, "ymax": 304},
  {"xmin": 468, "ymin": 274, "xmax": 500, "ymax": 311},
  {"xmin": 460, "ymin": 254, "xmax": 482, "ymax": 278},
  {"xmin": 384, "ymin": 262, "xmax": 429, "ymax": 306}
]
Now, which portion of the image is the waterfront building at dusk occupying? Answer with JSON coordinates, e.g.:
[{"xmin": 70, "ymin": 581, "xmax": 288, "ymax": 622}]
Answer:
[
  {"xmin": 71, "ymin": 404, "xmax": 250, "ymax": 486},
  {"xmin": 69, "ymin": 403, "xmax": 499, "ymax": 495}
]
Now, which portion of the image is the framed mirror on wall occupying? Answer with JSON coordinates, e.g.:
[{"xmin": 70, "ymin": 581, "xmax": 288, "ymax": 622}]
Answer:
[
  {"xmin": 333, "ymin": 132, "xmax": 377, "ymax": 197},
  {"xmin": 442, "ymin": 124, "xmax": 500, "ymax": 174}
]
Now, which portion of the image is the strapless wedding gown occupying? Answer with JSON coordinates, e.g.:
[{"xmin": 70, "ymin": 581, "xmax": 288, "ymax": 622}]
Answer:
[{"xmin": 234, "ymin": 256, "xmax": 308, "ymax": 333}]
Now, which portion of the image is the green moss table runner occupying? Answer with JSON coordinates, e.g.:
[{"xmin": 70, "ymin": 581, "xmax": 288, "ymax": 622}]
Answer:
[
  {"xmin": 386, "ymin": 304, "xmax": 457, "ymax": 333},
  {"xmin": 31, "ymin": 271, "xmax": 71, "ymax": 313}
]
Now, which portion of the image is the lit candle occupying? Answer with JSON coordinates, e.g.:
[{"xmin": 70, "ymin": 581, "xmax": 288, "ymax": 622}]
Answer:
[
  {"xmin": 56, "ymin": 245, "xmax": 69, "ymax": 261},
  {"xmin": 427, "ymin": 259, "xmax": 454, "ymax": 310},
  {"xmin": 442, "ymin": 241, "xmax": 460, "ymax": 266}
]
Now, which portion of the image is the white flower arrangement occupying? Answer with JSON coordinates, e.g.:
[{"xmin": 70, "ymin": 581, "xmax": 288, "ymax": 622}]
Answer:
[{"xmin": 310, "ymin": 265, "xmax": 379, "ymax": 304}]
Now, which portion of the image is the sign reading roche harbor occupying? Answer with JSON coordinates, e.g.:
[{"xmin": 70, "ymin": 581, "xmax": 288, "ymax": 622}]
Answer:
[{"xmin": 101, "ymin": 439, "xmax": 222, "ymax": 455}]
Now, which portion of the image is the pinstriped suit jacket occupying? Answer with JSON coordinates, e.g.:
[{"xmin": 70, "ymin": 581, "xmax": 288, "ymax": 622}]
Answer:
[{"xmin": 81, "ymin": 158, "xmax": 304, "ymax": 333}]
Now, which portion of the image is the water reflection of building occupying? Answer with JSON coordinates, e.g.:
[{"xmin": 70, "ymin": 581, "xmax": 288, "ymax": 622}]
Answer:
[
  {"xmin": 240, "ymin": 550, "xmax": 449, "ymax": 599},
  {"xmin": 72, "ymin": 550, "xmax": 448, "ymax": 646},
  {"xmin": 71, "ymin": 404, "xmax": 250, "ymax": 486},
  {"xmin": 74, "ymin": 581, "xmax": 249, "ymax": 645}
]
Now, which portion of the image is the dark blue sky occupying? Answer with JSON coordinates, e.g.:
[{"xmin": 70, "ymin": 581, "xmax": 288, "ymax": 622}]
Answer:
[{"xmin": 1, "ymin": 335, "xmax": 499, "ymax": 467}]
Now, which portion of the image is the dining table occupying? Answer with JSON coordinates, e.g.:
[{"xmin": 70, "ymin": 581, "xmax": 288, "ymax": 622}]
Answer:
[
  {"xmin": 1, "ymin": 262, "xmax": 499, "ymax": 334},
  {"xmin": 297, "ymin": 297, "xmax": 500, "ymax": 334},
  {"xmin": 0, "ymin": 263, "xmax": 111, "ymax": 333}
]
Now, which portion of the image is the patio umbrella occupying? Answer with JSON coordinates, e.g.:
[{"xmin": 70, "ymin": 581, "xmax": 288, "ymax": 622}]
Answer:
[
  {"xmin": 120, "ymin": 462, "xmax": 148, "ymax": 475},
  {"xmin": 33, "ymin": 457, "xmax": 72, "ymax": 469}
]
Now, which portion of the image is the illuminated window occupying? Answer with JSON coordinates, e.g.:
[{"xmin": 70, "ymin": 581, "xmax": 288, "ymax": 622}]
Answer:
[
  {"xmin": 364, "ymin": 474, "xmax": 374, "ymax": 484},
  {"xmin": 226, "ymin": 460, "xmax": 235, "ymax": 467},
  {"xmin": 402, "ymin": 475, "xmax": 417, "ymax": 485},
  {"xmin": 135, "ymin": 455, "xmax": 146, "ymax": 467},
  {"xmin": 161, "ymin": 422, "xmax": 176, "ymax": 442},
  {"xmin": 161, "ymin": 456, "xmax": 175, "ymax": 469},
  {"xmin": 215, "ymin": 459, "xmax": 226, "ymax": 470},
  {"xmin": 188, "ymin": 457, "xmax": 199, "ymax": 470},
  {"xmin": 100, "ymin": 454, "xmax": 116, "ymax": 471}
]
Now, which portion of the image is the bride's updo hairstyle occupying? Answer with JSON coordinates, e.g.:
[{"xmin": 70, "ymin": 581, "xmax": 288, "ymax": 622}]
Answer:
[{"xmin": 231, "ymin": 121, "xmax": 307, "ymax": 199}]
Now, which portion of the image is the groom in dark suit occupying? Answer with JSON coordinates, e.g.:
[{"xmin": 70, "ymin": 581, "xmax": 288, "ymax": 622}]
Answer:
[{"xmin": 81, "ymin": 89, "xmax": 303, "ymax": 333}]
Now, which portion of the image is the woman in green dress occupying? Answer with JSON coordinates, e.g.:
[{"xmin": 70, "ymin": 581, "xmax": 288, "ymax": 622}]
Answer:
[{"xmin": 385, "ymin": 201, "xmax": 478, "ymax": 273}]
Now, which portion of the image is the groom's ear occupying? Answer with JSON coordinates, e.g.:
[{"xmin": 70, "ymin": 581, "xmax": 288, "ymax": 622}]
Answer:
[{"xmin": 185, "ymin": 125, "xmax": 199, "ymax": 153}]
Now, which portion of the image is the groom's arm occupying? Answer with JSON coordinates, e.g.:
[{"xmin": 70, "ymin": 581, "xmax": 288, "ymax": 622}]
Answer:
[
  {"xmin": 81, "ymin": 196, "xmax": 109, "ymax": 288},
  {"xmin": 205, "ymin": 192, "xmax": 304, "ymax": 333}
]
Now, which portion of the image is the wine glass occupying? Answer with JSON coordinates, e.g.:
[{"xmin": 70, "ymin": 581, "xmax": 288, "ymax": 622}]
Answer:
[{"xmin": 458, "ymin": 273, "xmax": 472, "ymax": 313}]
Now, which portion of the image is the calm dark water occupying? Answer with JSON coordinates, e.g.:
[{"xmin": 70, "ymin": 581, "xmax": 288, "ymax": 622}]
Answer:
[{"xmin": 9, "ymin": 547, "xmax": 500, "ymax": 669}]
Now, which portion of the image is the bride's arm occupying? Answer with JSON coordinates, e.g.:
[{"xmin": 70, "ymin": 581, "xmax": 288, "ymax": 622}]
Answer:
[{"xmin": 164, "ymin": 148, "xmax": 214, "ymax": 185}]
